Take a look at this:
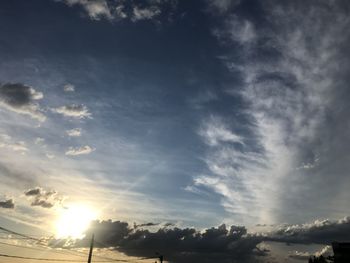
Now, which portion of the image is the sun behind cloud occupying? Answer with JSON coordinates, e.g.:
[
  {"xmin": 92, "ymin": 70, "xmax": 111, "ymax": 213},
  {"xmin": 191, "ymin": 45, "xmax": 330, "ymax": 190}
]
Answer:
[{"xmin": 55, "ymin": 204, "xmax": 97, "ymax": 239}]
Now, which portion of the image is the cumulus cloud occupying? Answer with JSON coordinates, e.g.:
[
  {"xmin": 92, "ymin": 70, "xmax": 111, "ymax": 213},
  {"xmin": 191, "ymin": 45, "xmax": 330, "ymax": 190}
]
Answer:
[
  {"xmin": 0, "ymin": 83, "xmax": 45, "ymax": 121},
  {"xmin": 65, "ymin": 145, "xmax": 95, "ymax": 156},
  {"xmin": 0, "ymin": 198, "xmax": 15, "ymax": 209},
  {"xmin": 53, "ymin": 104, "xmax": 91, "ymax": 119},
  {"xmin": 24, "ymin": 187, "xmax": 64, "ymax": 208},
  {"xmin": 268, "ymin": 217, "xmax": 350, "ymax": 244},
  {"xmin": 63, "ymin": 84, "xmax": 75, "ymax": 92},
  {"xmin": 66, "ymin": 128, "xmax": 82, "ymax": 137},
  {"xmin": 54, "ymin": 220, "xmax": 264, "ymax": 263}
]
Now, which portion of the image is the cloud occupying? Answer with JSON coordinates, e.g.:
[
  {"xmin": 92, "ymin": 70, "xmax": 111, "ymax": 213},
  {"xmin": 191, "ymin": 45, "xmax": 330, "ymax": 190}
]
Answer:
[
  {"xmin": 198, "ymin": 0, "xmax": 350, "ymax": 225},
  {"xmin": 56, "ymin": 220, "xmax": 264, "ymax": 263},
  {"xmin": 213, "ymin": 15, "xmax": 256, "ymax": 45},
  {"xmin": 268, "ymin": 217, "xmax": 350, "ymax": 245},
  {"xmin": 46, "ymin": 153, "xmax": 55, "ymax": 159},
  {"xmin": 133, "ymin": 222, "xmax": 160, "ymax": 228},
  {"xmin": 66, "ymin": 128, "xmax": 82, "ymax": 137},
  {"xmin": 199, "ymin": 116, "xmax": 244, "ymax": 146},
  {"xmin": 132, "ymin": 6, "xmax": 161, "ymax": 22},
  {"xmin": 65, "ymin": 145, "xmax": 95, "ymax": 156},
  {"xmin": 63, "ymin": 0, "xmax": 112, "ymax": 20},
  {"xmin": 35, "ymin": 137, "xmax": 45, "ymax": 145},
  {"xmin": 288, "ymin": 245, "xmax": 332, "ymax": 260},
  {"xmin": 0, "ymin": 134, "xmax": 28, "ymax": 153},
  {"xmin": 0, "ymin": 198, "xmax": 15, "ymax": 209},
  {"xmin": 57, "ymin": 0, "xmax": 177, "ymax": 22},
  {"xmin": 0, "ymin": 83, "xmax": 45, "ymax": 121},
  {"xmin": 207, "ymin": 0, "xmax": 241, "ymax": 14},
  {"xmin": 63, "ymin": 84, "xmax": 75, "ymax": 92},
  {"xmin": 24, "ymin": 187, "xmax": 64, "ymax": 208},
  {"xmin": 53, "ymin": 104, "xmax": 91, "ymax": 118}
]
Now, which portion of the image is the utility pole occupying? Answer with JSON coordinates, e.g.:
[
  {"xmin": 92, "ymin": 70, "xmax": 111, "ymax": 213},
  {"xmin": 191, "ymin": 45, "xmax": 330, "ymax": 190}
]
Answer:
[{"xmin": 87, "ymin": 234, "xmax": 94, "ymax": 263}]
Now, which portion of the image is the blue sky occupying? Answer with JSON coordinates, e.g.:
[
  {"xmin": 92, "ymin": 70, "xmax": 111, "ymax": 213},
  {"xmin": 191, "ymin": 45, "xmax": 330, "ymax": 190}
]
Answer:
[{"xmin": 1, "ymin": 0, "xmax": 350, "ymax": 262}]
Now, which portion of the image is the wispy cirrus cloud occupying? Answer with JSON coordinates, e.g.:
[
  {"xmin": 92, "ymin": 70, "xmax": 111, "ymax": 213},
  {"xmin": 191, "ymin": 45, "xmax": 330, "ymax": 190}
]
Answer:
[
  {"xmin": 195, "ymin": 0, "xmax": 350, "ymax": 225},
  {"xmin": 199, "ymin": 115, "xmax": 244, "ymax": 146}
]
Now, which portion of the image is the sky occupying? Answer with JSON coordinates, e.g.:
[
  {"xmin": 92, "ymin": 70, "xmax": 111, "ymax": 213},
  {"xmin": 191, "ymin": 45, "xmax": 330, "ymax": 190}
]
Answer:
[{"xmin": 0, "ymin": 0, "xmax": 350, "ymax": 262}]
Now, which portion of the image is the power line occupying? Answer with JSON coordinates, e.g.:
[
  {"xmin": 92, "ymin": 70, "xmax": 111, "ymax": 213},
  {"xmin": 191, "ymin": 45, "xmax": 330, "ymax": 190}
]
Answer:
[
  {"xmin": 0, "ymin": 253, "xmax": 88, "ymax": 262},
  {"xmin": 0, "ymin": 240, "xmax": 86, "ymax": 258},
  {"xmin": 0, "ymin": 226, "xmax": 140, "ymax": 262},
  {"xmin": 0, "ymin": 253, "xmax": 136, "ymax": 262}
]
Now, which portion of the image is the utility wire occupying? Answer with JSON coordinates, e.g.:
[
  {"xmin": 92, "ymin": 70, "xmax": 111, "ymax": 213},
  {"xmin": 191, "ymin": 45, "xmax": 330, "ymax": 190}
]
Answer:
[
  {"xmin": 0, "ymin": 240, "xmax": 86, "ymax": 258},
  {"xmin": 0, "ymin": 253, "xmax": 131, "ymax": 262},
  {"xmin": 0, "ymin": 226, "xmax": 140, "ymax": 262}
]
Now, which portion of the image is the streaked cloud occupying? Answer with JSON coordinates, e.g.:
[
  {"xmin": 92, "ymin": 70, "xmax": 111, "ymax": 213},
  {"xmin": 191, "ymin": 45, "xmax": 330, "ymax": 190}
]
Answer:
[
  {"xmin": 63, "ymin": 83, "xmax": 75, "ymax": 92},
  {"xmin": 0, "ymin": 134, "xmax": 28, "ymax": 153},
  {"xmin": 53, "ymin": 104, "xmax": 91, "ymax": 119},
  {"xmin": 65, "ymin": 145, "xmax": 95, "ymax": 156},
  {"xmin": 132, "ymin": 6, "xmax": 161, "ymax": 22},
  {"xmin": 199, "ymin": 116, "xmax": 244, "ymax": 146},
  {"xmin": 66, "ymin": 128, "xmax": 82, "ymax": 137}
]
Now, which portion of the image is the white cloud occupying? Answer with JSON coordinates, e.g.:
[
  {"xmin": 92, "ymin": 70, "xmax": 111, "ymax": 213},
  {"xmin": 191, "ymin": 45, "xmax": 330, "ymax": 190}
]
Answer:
[
  {"xmin": 207, "ymin": 0, "xmax": 241, "ymax": 14},
  {"xmin": 46, "ymin": 153, "xmax": 55, "ymax": 159},
  {"xmin": 197, "ymin": 0, "xmax": 350, "ymax": 225},
  {"xmin": 0, "ymin": 134, "xmax": 28, "ymax": 153},
  {"xmin": 66, "ymin": 128, "xmax": 82, "ymax": 137},
  {"xmin": 65, "ymin": 145, "xmax": 95, "ymax": 156},
  {"xmin": 199, "ymin": 116, "xmax": 244, "ymax": 146},
  {"xmin": 64, "ymin": 0, "xmax": 112, "ymax": 20},
  {"xmin": 213, "ymin": 15, "xmax": 256, "ymax": 45},
  {"xmin": 35, "ymin": 137, "xmax": 45, "ymax": 145},
  {"xmin": 53, "ymin": 104, "xmax": 91, "ymax": 119},
  {"xmin": 63, "ymin": 84, "xmax": 75, "ymax": 92},
  {"xmin": 132, "ymin": 6, "xmax": 161, "ymax": 22}
]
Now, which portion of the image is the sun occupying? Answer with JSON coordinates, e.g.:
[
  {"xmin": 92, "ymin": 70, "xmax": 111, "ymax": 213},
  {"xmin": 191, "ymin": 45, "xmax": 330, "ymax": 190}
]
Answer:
[{"xmin": 55, "ymin": 204, "xmax": 97, "ymax": 239}]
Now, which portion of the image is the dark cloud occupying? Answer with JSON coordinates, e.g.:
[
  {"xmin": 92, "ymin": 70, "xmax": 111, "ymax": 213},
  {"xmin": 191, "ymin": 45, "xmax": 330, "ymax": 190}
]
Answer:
[
  {"xmin": 24, "ymin": 187, "xmax": 63, "ymax": 209},
  {"xmin": 50, "ymin": 216, "xmax": 350, "ymax": 262},
  {"xmin": 0, "ymin": 198, "xmax": 14, "ymax": 209},
  {"xmin": 267, "ymin": 217, "xmax": 350, "ymax": 244},
  {"xmin": 55, "ymin": 220, "xmax": 264, "ymax": 263},
  {"xmin": 134, "ymin": 222, "xmax": 160, "ymax": 228},
  {"xmin": 0, "ymin": 83, "xmax": 45, "ymax": 121}
]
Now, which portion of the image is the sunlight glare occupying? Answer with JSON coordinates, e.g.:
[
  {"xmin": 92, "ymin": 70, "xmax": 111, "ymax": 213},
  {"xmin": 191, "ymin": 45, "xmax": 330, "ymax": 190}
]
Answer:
[{"xmin": 55, "ymin": 204, "xmax": 97, "ymax": 239}]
